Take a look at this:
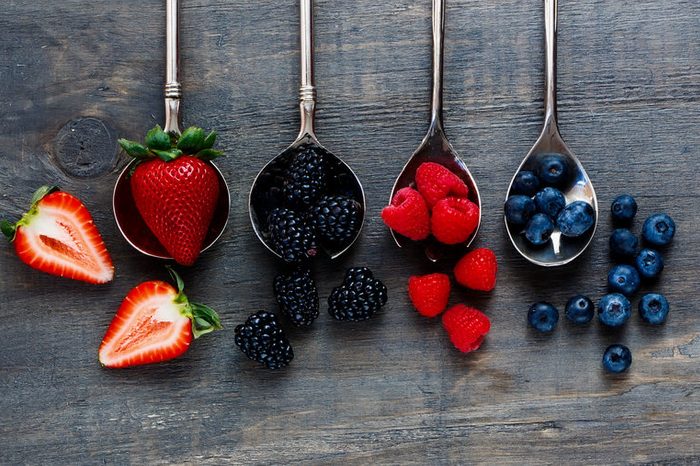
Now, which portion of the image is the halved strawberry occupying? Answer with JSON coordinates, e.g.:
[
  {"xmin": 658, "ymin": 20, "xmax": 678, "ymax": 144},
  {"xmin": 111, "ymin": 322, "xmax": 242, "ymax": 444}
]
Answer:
[
  {"xmin": 1, "ymin": 186, "xmax": 114, "ymax": 284},
  {"xmin": 98, "ymin": 268, "xmax": 221, "ymax": 368}
]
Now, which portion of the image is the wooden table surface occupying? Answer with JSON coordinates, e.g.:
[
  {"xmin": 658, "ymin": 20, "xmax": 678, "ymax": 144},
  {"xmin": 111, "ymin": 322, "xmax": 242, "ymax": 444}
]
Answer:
[{"xmin": 1, "ymin": 0, "xmax": 698, "ymax": 464}]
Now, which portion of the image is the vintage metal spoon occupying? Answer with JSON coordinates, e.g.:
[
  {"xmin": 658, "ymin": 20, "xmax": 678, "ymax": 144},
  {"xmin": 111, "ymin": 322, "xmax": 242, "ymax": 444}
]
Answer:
[
  {"xmin": 389, "ymin": 0, "xmax": 481, "ymax": 262},
  {"xmin": 113, "ymin": 0, "xmax": 230, "ymax": 259},
  {"xmin": 504, "ymin": 0, "xmax": 597, "ymax": 267},
  {"xmin": 248, "ymin": 0, "xmax": 365, "ymax": 260}
]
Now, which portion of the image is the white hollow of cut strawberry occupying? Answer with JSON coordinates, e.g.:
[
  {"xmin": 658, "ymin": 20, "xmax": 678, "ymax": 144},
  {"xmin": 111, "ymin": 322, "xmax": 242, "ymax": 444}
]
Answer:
[
  {"xmin": 1, "ymin": 186, "xmax": 114, "ymax": 284},
  {"xmin": 98, "ymin": 267, "xmax": 222, "ymax": 368}
]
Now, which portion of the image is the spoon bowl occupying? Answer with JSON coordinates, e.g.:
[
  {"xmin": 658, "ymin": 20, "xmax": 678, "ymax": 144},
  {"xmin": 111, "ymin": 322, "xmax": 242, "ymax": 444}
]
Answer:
[
  {"xmin": 249, "ymin": 134, "xmax": 365, "ymax": 260},
  {"xmin": 505, "ymin": 123, "xmax": 597, "ymax": 266},
  {"xmin": 388, "ymin": 0, "xmax": 480, "ymax": 262},
  {"xmin": 114, "ymin": 159, "xmax": 230, "ymax": 259},
  {"xmin": 504, "ymin": 0, "xmax": 597, "ymax": 266},
  {"xmin": 248, "ymin": 0, "xmax": 365, "ymax": 261},
  {"xmin": 390, "ymin": 124, "xmax": 481, "ymax": 261}
]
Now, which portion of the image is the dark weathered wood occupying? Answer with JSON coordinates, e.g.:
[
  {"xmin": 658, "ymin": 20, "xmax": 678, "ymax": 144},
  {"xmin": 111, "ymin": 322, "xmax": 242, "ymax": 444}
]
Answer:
[{"xmin": 1, "ymin": 0, "xmax": 699, "ymax": 464}]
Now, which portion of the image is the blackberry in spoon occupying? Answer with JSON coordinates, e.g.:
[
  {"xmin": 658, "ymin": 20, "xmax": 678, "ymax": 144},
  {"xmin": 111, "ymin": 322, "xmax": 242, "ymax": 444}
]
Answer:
[
  {"xmin": 113, "ymin": 0, "xmax": 230, "ymax": 262},
  {"xmin": 249, "ymin": 0, "xmax": 365, "ymax": 262},
  {"xmin": 388, "ymin": 0, "xmax": 481, "ymax": 262},
  {"xmin": 504, "ymin": 0, "xmax": 597, "ymax": 266}
]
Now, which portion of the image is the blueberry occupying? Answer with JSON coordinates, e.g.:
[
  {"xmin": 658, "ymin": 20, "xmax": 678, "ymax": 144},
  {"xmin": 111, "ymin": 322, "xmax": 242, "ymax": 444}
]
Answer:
[
  {"xmin": 556, "ymin": 201, "xmax": 595, "ymax": 237},
  {"xmin": 565, "ymin": 295, "xmax": 594, "ymax": 324},
  {"xmin": 607, "ymin": 264, "xmax": 641, "ymax": 296},
  {"xmin": 638, "ymin": 292, "xmax": 669, "ymax": 325},
  {"xmin": 635, "ymin": 248, "xmax": 664, "ymax": 279},
  {"xmin": 512, "ymin": 171, "xmax": 540, "ymax": 196},
  {"xmin": 504, "ymin": 195, "xmax": 536, "ymax": 226},
  {"xmin": 598, "ymin": 293, "xmax": 631, "ymax": 327},
  {"xmin": 534, "ymin": 187, "xmax": 566, "ymax": 218},
  {"xmin": 524, "ymin": 213, "xmax": 554, "ymax": 246},
  {"xmin": 537, "ymin": 153, "xmax": 569, "ymax": 187},
  {"xmin": 610, "ymin": 194, "xmax": 637, "ymax": 223},
  {"xmin": 609, "ymin": 228, "xmax": 639, "ymax": 259},
  {"xmin": 527, "ymin": 302, "xmax": 559, "ymax": 333},
  {"xmin": 642, "ymin": 213, "xmax": 676, "ymax": 246},
  {"xmin": 602, "ymin": 344, "xmax": 632, "ymax": 373}
]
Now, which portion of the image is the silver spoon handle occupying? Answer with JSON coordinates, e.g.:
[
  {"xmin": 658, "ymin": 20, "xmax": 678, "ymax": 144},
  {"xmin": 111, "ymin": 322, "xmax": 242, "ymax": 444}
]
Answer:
[
  {"xmin": 164, "ymin": 0, "xmax": 182, "ymax": 135},
  {"xmin": 430, "ymin": 0, "xmax": 445, "ymax": 130},
  {"xmin": 298, "ymin": 0, "xmax": 316, "ymax": 138},
  {"xmin": 543, "ymin": 0, "xmax": 557, "ymax": 128}
]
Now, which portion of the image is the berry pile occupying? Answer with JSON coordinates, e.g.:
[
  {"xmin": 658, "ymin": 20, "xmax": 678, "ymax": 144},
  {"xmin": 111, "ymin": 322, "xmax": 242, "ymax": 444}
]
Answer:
[
  {"xmin": 240, "ymin": 144, "xmax": 383, "ymax": 369},
  {"xmin": 505, "ymin": 153, "xmax": 595, "ymax": 247},
  {"xmin": 263, "ymin": 144, "xmax": 364, "ymax": 262},
  {"xmin": 407, "ymin": 247, "xmax": 497, "ymax": 352},
  {"xmin": 526, "ymin": 194, "xmax": 675, "ymax": 374},
  {"xmin": 381, "ymin": 162, "xmax": 479, "ymax": 245},
  {"xmin": 234, "ymin": 265, "xmax": 387, "ymax": 369}
]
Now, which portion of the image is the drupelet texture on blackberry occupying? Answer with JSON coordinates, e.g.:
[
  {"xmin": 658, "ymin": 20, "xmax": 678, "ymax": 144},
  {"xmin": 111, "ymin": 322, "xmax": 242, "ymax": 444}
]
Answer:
[
  {"xmin": 328, "ymin": 267, "xmax": 388, "ymax": 321},
  {"xmin": 273, "ymin": 266, "xmax": 319, "ymax": 326},
  {"xmin": 310, "ymin": 195, "xmax": 362, "ymax": 249},
  {"xmin": 268, "ymin": 207, "xmax": 318, "ymax": 263},
  {"xmin": 283, "ymin": 146, "xmax": 327, "ymax": 209},
  {"xmin": 234, "ymin": 311, "xmax": 293, "ymax": 369}
]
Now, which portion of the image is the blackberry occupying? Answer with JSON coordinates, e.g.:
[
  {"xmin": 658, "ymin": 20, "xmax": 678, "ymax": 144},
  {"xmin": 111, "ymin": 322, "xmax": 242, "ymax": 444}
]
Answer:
[
  {"xmin": 273, "ymin": 266, "xmax": 319, "ymax": 327},
  {"xmin": 234, "ymin": 311, "xmax": 293, "ymax": 369},
  {"xmin": 268, "ymin": 207, "xmax": 318, "ymax": 263},
  {"xmin": 310, "ymin": 195, "xmax": 363, "ymax": 249},
  {"xmin": 328, "ymin": 267, "xmax": 388, "ymax": 321},
  {"xmin": 283, "ymin": 146, "xmax": 327, "ymax": 209}
]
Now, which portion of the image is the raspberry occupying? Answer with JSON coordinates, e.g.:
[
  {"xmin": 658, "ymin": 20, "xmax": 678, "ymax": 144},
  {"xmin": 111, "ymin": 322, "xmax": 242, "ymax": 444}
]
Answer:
[
  {"xmin": 408, "ymin": 273, "xmax": 451, "ymax": 317},
  {"xmin": 430, "ymin": 197, "xmax": 479, "ymax": 245},
  {"xmin": 453, "ymin": 247, "xmax": 497, "ymax": 291},
  {"xmin": 415, "ymin": 162, "xmax": 469, "ymax": 207},
  {"xmin": 381, "ymin": 187, "xmax": 430, "ymax": 241},
  {"xmin": 442, "ymin": 304, "xmax": 490, "ymax": 353}
]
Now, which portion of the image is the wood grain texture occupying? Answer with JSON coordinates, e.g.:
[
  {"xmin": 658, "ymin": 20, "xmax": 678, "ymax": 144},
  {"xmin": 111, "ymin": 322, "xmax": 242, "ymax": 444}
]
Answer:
[{"xmin": 1, "ymin": 0, "xmax": 699, "ymax": 464}]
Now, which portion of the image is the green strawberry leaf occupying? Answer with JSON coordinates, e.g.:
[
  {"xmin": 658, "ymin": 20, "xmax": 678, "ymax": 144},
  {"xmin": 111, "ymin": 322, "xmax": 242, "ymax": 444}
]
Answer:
[
  {"xmin": 30, "ymin": 185, "xmax": 59, "ymax": 206},
  {"xmin": 145, "ymin": 125, "xmax": 172, "ymax": 151},
  {"xmin": 188, "ymin": 302, "xmax": 222, "ymax": 339},
  {"xmin": 196, "ymin": 149, "xmax": 224, "ymax": 161},
  {"xmin": 201, "ymin": 131, "xmax": 217, "ymax": 150},
  {"xmin": 176, "ymin": 126, "xmax": 206, "ymax": 154},
  {"xmin": 118, "ymin": 139, "xmax": 151, "ymax": 158},
  {"xmin": 0, "ymin": 219, "xmax": 16, "ymax": 241},
  {"xmin": 152, "ymin": 149, "xmax": 182, "ymax": 162}
]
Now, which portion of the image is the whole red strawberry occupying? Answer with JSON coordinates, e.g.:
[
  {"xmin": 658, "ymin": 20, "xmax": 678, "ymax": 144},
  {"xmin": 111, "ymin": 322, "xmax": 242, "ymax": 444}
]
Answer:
[
  {"xmin": 408, "ymin": 273, "xmax": 451, "ymax": 317},
  {"xmin": 454, "ymin": 247, "xmax": 497, "ymax": 291},
  {"xmin": 119, "ymin": 125, "xmax": 223, "ymax": 266},
  {"xmin": 430, "ymin": 197, "xmax": 480, "ymax": 245},
  {"xmin": 415, "ymin": 162, "xmax": 469, "ymax": 207},
  {"xmin": 442, "ymin": 304, "xmax": 490, "ymax": 353},
  {"xmin": 381, "ymin": 187, "xmax": 430, "ymax": 241}
]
